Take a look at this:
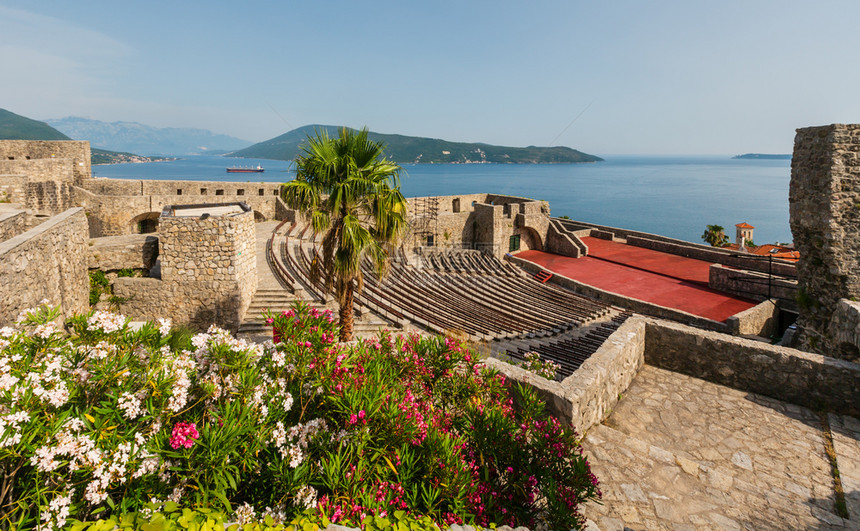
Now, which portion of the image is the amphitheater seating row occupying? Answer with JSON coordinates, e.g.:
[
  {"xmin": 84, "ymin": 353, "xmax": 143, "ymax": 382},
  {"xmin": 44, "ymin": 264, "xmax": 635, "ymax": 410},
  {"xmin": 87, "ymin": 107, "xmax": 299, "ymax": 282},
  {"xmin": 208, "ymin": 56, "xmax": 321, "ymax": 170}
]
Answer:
[
  {"xmin": 498, "ymin": 312, "xmax": 632, "ymax": 380},
  {"xmin": 270, "ymin": 224, "xmax": 613, "ymax": 341}
]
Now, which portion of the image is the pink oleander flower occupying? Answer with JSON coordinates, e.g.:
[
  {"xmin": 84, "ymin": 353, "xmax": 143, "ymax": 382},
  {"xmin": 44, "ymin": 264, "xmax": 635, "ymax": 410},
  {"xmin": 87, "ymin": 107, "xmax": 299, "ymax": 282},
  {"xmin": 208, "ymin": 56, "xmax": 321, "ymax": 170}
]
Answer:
[{"xmin": 169, "ymin": 421, "xmax": 199, "ymax": 449}]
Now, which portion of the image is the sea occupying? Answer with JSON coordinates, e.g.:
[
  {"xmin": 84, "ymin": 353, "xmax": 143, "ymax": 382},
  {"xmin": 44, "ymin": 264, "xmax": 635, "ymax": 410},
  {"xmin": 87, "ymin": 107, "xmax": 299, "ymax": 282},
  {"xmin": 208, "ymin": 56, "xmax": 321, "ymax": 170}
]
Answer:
[{"xmin": 93, "ymin": 155, "xmax": 793, "ymax": 246}]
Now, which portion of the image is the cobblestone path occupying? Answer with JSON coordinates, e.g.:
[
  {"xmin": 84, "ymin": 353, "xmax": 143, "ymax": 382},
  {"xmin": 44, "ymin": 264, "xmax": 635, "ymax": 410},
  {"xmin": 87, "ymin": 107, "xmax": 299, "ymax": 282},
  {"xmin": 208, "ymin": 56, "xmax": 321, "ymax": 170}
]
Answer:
[{"xmin": 582, "ymin": 365, "xmax": 857, "ymax": 530}]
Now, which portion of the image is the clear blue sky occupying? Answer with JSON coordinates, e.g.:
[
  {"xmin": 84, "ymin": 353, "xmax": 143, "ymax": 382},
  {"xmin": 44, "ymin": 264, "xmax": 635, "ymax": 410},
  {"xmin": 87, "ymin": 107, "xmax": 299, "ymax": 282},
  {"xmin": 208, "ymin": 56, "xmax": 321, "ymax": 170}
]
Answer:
[{"xmin": 2, "ymin": 0, "xmax": 859, "ymax": 154}]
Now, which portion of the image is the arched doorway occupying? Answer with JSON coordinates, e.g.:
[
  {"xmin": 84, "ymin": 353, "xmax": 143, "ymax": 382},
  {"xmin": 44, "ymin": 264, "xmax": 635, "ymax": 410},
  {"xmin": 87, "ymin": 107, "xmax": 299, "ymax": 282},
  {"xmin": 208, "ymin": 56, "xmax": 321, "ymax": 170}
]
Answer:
[{"xmin": 129, "ymin": 212, "xmax": 161, "ymax": 234}]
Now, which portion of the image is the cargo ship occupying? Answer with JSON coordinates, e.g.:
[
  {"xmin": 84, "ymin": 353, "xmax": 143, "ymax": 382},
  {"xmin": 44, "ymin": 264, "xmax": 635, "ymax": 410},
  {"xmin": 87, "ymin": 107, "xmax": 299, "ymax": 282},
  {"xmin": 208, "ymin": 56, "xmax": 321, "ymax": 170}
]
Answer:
[{"xmin": 226, "ymin": 165, "xmax": 265, "ymax": 173}]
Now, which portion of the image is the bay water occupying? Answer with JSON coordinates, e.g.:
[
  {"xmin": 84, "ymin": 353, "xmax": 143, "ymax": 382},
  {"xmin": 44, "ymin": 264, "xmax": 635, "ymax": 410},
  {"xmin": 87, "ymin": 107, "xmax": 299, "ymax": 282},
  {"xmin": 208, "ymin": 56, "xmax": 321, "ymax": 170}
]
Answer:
[{"xmin": 93, "ymin": 155, "xmax": 792, "ymax": 246}]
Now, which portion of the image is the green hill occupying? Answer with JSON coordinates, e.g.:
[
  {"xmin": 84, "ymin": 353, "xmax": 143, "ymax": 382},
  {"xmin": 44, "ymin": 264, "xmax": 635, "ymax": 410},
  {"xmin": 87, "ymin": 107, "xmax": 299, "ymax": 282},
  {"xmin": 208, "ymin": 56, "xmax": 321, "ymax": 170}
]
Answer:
[
  {"xmin": 0, "ymin": 108, "xmax": 71, "ymax": 140},
  {"xmin": 230, "ymin": 125, "xmax": 603, "ymax": 164},
  {"xmin": 0, "ymin": 108, "xmax": 165, "ymax": 165}
]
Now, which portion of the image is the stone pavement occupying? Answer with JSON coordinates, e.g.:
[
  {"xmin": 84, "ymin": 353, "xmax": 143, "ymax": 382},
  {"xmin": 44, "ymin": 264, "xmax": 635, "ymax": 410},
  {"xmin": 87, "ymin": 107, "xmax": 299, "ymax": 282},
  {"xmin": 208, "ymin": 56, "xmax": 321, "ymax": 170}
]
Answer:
[{"xmin": 582, "ymin": 365, "xmax": 856, "ymax": 530}]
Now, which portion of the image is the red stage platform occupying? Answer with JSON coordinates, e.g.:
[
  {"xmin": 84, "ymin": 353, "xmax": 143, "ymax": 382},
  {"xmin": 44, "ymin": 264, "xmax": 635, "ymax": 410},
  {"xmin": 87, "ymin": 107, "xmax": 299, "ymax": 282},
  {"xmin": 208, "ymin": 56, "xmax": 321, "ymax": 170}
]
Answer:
[{"xmin": 518, "ymin": 237, "xmax": 756, "ymax": 322}]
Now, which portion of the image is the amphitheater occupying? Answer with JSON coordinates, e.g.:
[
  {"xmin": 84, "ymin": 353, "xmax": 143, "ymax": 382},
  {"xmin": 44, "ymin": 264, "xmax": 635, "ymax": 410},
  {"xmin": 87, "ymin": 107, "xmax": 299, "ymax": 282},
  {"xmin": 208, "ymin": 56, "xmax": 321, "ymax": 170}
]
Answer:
[{"xmin": 1, "ymin": 126, "xmax": 859, "ymax": 530}]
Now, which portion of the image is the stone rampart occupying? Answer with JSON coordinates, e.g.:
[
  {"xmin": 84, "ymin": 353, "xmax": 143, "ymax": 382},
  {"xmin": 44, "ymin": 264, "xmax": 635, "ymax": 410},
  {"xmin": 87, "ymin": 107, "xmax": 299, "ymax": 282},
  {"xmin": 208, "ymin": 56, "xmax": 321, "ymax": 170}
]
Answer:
[
  {"xmin": 790, "ymin": 124, "xmax": 860, "ymax": 359},
  {"xmin": 0, "ymin": 208, "xmax": 88, "ymax": 325},
  {"xmin": 0, "ymin": 140, "xmax": 91, "ymax": 183},
  {"xmin": 626, "ymin": 235, "xmax": 797, "ymax": 278},
  {"xmin": 0, "ymin": 209, "xmax": 28, "ymax": 241},
  {"xmin": 642, "ymin": 318, "xmax": 860, "ymax": 417}
]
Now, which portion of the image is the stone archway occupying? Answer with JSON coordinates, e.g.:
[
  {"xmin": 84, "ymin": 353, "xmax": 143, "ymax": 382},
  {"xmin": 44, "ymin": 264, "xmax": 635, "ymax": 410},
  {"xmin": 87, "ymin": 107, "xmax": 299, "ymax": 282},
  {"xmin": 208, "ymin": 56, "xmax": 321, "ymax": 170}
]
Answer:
[
  {"xmin": 129, "ymin": 212, "xmax": 161, "ymax": 234},
  {"xmin": 518, "ymin": 227, "xmax": 544, "ymax": 251},
  {"xmin": 254, "ymin": 210, "xmax": 267, "ymax": 222}
]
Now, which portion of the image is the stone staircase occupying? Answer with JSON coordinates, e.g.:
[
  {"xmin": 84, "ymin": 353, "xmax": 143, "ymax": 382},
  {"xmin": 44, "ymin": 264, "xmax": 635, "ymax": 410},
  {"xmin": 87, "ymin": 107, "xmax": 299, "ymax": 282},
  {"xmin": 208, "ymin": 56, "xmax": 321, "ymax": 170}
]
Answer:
[{"xmin": 237, "ymin": 288, "xmax": 402, "ymax": 343}]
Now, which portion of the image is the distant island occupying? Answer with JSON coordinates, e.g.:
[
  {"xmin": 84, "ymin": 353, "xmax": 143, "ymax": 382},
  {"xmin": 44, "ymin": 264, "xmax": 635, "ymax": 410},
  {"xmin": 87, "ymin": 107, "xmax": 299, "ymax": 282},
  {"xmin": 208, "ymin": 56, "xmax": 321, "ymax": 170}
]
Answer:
[
  {"xmin": 230, "ymin": 125, "xmax": 603, "ymax": 164},
  {"xmin": 0, "ymin": 108, "xmax": 167, "ymax": 165},
  {"xmin": 732, "ymin": 153, "xmax": 791, "ymax": 160}
]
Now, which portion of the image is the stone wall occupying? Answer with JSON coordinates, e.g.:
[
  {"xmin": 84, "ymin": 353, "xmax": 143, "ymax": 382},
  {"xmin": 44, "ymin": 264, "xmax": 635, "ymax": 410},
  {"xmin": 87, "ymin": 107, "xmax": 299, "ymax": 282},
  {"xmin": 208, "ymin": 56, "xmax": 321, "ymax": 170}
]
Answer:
[
  {"xmin": 725, "ymin": 299, "xmax": 779, "ymax": 337},
  {"xmin": 88, "ymin": 234, "xmax": 159, "ymax": 271},
  {"xmin": 483, "ymin": 317, "xmax": 646, "ymax": 434},
  {"xmin": 506, "ymin": 253, "xmax": 729, "ymax": 332},
  {"xmin": 405, "ymin": 194, "xmax": 550, "ymax": 257},
  {"xmin": 790, "ymin": 124, "xmax": 860, "ymax": 359},
  {"xmin": 0, "ymin": 209, "xmax": 28, "ymax": 241},
  {"xmin": 113, "ymin": 204, "xmax": 257, "ymax": 331},
  {"xmin": 643, "ymin": 318, "xmax": 860, "ymax": 417},
  {"xmin": 545, "ymin": 219, "xmax": 586, "ymax": 258},
  {"xmin": 828, "ymin": 299, "xmax": 860, "ymax": 360},
  {"xmin": 0, "ymin": 140, "xmax": 91, "ymax": 183},
  {"xmin": 708, "ymin": 264, "xmax": 798, "ymax": 307},
  {"xmin": 559, "ymin": 218, "xmax": 797, "ymax": 277},
  {"xmin": 0, "ymin": 208, "xmax": 89, "ymax": 325}
]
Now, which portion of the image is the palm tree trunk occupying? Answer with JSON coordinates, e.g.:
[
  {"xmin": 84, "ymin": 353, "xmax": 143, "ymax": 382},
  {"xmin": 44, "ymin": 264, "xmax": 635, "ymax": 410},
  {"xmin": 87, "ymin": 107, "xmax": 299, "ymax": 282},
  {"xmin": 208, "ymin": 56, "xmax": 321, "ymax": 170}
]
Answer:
[{"xmin": 339, "ymin": 282, "xmax": 355, "ymax": 342}]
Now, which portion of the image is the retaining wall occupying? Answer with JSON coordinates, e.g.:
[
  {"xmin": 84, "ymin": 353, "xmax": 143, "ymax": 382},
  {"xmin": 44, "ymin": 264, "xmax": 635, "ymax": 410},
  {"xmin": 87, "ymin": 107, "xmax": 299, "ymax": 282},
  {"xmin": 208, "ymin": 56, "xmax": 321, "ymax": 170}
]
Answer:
[
  {"xmin": 483, "ymin": 317, "xmax": 646, "ymax": 433},
  {"xmin": 709, "ymin": 263, "xmax": 798, "ymax": 307},
  {"xmin": 0, "ymin": 208, "xmax": 89, "ymax": 325},
  {"xmin": 643, "ymin": 318, "xmax": 860, "ymax": 417}
]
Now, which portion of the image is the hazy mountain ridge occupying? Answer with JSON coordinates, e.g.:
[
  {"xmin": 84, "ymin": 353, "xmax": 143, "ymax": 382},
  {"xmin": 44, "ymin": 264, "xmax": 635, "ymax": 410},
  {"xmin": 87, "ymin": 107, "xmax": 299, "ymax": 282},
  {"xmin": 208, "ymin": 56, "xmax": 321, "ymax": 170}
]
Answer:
[
  {"xmin": 46, "ymin": 117, "xmax": 252, "ymax": 156},
  {"xmin": 230, "ymin": 125, "xmax": 603, "ymax": 164},
  {"xmin": 0, "ymin": 109, "xmax": 169, "ymax": 165}
]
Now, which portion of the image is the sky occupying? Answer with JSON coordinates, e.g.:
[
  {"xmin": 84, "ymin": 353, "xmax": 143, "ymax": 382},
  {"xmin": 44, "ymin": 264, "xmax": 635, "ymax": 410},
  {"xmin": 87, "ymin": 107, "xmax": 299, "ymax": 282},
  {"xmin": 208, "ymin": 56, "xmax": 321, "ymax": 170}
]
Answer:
[{"xmin": 2, "ymin": 0, "xmax": 860, "ymax": 155}]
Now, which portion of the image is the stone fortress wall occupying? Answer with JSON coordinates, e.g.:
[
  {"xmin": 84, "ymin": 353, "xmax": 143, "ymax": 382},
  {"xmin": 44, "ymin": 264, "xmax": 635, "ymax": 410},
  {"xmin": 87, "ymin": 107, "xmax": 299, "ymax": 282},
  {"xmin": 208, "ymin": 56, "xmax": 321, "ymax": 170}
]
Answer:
[
  {"xmin": 73, "ymin": 178, "xmax": 284, "ymax": 236},
  {"xmin": 790, "ymin": 124, "xmax": 860, "ymax": 361}
]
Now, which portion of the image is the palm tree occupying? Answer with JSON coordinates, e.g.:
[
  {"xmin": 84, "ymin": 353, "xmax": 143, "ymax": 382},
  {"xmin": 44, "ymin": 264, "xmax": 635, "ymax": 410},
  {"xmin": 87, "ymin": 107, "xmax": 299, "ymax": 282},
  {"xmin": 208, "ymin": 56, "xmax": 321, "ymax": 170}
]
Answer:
[
  {"xmin": 281, "ymin": 127, "xmax": 408, "ymax": 341},
  {"xmin": 701, "ymin": 224, "xmax": 729, "ymax": 247}
]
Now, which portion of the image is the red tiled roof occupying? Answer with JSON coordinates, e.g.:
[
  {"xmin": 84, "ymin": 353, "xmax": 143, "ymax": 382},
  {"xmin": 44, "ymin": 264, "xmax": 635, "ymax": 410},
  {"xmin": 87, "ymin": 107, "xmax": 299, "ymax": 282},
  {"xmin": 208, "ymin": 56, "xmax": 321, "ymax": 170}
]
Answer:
[{"xmin": 735, "ymin": 222, "xmax": 754, "ymax": 229}]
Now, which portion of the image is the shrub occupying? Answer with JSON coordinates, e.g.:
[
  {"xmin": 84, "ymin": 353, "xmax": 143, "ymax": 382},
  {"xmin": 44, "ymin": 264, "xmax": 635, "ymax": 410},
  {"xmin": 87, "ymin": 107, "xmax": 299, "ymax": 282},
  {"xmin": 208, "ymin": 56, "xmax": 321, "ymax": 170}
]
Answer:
[
  {"xmin": 1, "ymin": 302, "xmax": 599, "ymax": 530},
  {"xmin": 88, "ymin": 271, "xmax": 110, "ymax": 305}
]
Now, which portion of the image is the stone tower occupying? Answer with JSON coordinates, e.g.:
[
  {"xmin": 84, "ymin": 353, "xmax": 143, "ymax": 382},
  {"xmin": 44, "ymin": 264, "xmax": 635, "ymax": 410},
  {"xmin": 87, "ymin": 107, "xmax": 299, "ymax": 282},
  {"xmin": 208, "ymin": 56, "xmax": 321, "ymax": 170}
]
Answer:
[{"xmin": 789, "ymin": 124, "xmax": 860, "ymax": 360}]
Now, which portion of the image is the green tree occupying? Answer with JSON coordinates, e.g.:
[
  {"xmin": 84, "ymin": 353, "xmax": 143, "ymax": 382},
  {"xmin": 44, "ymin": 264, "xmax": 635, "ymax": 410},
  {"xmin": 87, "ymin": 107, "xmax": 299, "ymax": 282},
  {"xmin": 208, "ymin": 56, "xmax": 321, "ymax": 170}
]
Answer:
[
  {"xmin": 701, "ymin": 224, "xmax": 729, "ymax": 247},
  {"xmin": 281, "ymin": 127, "xmax": 407, "ymax": 341}
]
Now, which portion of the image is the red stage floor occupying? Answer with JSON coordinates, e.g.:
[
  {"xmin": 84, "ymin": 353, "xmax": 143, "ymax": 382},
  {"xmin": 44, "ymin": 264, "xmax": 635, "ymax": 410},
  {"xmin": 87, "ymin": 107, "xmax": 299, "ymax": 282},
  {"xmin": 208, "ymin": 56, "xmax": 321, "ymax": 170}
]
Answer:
[{"xmin": 518, "ymin": 237, "xmax": 756, "ymax": 322}]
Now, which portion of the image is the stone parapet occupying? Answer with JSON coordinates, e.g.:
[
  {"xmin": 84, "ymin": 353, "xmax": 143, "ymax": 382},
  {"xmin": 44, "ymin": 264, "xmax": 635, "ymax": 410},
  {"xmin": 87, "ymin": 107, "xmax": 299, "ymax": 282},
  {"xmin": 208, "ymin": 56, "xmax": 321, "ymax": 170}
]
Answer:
[
  {"xmin": 708, "ymin": 263, "xmax": 798, "ymax": 307},
  {"xmin": 87, "ymin": 234, "xmax": 159, "ymax": 271},
  {"xmin": 0, "ymin": 208, "xmax": 88, "ymax": 325}
]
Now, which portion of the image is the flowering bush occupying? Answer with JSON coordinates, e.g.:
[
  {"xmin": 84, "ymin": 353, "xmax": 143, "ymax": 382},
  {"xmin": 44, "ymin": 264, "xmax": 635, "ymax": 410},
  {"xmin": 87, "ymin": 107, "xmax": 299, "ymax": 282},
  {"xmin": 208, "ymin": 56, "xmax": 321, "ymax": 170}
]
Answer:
[
  {"xmin": 1, "ymin": 302, "xmax": 599, "ymax": 530},
  {"xmin": 522, "ymin": 351, "xmax": 561, "ymax": 380}
]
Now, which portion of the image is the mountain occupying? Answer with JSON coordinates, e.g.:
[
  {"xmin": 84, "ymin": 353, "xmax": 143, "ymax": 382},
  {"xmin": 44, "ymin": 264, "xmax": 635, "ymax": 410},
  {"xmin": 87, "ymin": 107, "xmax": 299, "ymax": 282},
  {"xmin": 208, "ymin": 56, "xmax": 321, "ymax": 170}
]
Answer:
[
  {"xmin": 732, "ymin": 153, "xmax": 791, "ymax": 160},
  {"xmin": 0, "ymin": 108, "xmax": 169, "ymax": 165},
  {"xmin": 46, "ymin": 117, "xmax": 252, "ymax": 156},
  {"xmin": 230, "ymin": 125, "xmax": 603, "ymax": 164},
  {"xmin": 0, "ymin": 108, "xmax": 71, "ymax": 141}
]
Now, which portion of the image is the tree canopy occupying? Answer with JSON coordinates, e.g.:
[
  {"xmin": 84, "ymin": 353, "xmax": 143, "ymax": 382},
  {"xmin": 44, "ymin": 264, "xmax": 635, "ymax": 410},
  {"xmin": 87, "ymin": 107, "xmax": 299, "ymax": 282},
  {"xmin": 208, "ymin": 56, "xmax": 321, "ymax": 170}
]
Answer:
[{"xmin": 281, "ymin": 127, "xmax": 408, "ymax": 340}]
